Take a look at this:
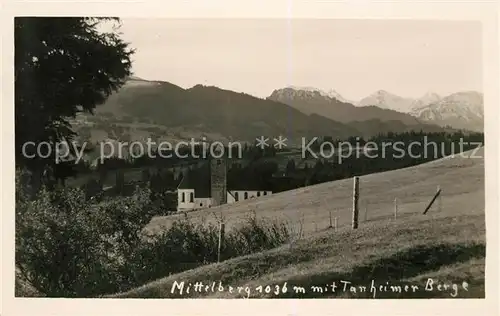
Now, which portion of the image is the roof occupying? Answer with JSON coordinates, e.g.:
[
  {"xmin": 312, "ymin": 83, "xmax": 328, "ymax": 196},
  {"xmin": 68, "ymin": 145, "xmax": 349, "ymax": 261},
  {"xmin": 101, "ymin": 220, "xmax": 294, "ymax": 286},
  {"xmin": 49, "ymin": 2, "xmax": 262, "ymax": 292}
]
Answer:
[
  {"xmin": 227, "ymin": 169, "xmax": 272, "ymax": 191},
  {"xmin": 176, "ymin": 163, "xmax": 211, "ymax": 198},
  {"xmin": 176, "ymin": 161, "xmax": 272, "ymax": 196}
]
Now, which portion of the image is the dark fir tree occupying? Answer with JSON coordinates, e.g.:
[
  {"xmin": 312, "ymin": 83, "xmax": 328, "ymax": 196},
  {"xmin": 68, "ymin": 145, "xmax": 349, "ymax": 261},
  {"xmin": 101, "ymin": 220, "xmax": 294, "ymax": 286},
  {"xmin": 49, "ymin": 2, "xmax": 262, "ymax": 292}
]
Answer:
[
  {"xmin": 15, "ymin": 17, "xmax": 134, "ymax": 189},
  {"xmin": 285, "ymin": 159, "xmax": 296, "ymax": 175}
]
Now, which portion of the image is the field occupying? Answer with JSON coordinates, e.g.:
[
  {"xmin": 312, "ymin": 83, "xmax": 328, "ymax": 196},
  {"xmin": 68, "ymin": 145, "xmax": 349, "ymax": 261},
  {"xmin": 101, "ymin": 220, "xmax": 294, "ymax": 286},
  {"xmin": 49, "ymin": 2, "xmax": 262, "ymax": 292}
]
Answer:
[
  {"xmin": 108, "ymin": 147, "xmax": 486, "ymax": 298},
  {"xmin": 145, "ymin": 147, "xmax": 485, "ymax": 237}
]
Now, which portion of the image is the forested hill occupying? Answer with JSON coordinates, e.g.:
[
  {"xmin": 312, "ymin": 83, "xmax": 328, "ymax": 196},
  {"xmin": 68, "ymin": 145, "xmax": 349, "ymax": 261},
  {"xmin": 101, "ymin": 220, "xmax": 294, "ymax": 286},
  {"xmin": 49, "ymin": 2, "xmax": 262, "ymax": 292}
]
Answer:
[{"xmin": 76, "ymin": 78, "xmax": 448, "ymax": 145}]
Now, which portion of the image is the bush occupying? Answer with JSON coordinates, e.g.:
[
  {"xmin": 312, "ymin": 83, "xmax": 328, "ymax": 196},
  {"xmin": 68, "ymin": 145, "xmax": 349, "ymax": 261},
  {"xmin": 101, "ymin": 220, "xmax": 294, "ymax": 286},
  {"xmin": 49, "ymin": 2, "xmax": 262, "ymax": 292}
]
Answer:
[
  {"xmin": 82, "ymin": 178, "xmax": 103, "ymax": 200},
  {"xmin": 15, "ymin": 170, "xmax": 155, "ymax": 297},
  {"xmin": 125, "ymin": 214, "xmax": 291, "ymax": 288},
  {"xmin": 16, "ymin": 168, "xmax": 291, "ymax": 297},
  {"xmin": 226, "ymin": 215, "xmax": 290, "ymax": 255}
]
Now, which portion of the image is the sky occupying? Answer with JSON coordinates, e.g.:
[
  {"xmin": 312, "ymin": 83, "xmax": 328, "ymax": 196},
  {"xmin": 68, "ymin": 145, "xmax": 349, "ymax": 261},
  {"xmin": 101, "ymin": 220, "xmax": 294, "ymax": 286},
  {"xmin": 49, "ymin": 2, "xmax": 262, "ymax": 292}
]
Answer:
[{"xmin": 116, "ymin": 18, "xmax": 482, "ymax": 101}]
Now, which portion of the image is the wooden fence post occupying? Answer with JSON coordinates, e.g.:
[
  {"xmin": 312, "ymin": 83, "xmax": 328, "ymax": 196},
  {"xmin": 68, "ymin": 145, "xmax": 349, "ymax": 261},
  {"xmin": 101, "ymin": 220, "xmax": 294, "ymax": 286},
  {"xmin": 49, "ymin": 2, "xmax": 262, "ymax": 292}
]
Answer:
[
  {"xmin": 394, "ymin": 198, "xmax": 398, "ymax": 220},
  {"xmin": 423, "ymin": 188, "xmax": 442, "ymax": 215},
  {"xmin": 437, "ymin": 185, "xmax": 442, "ymax": 212},
  {"xmin": 364, "ymin": 203, "xmax": 368, "ymax": 222},
  {"xmin": 217, "ymin": 222, "xmax": 225, "ymax": 263},
  {"xmin": 352, "ymin": 176, "xmax": 360, "ymax": 229},
  {"xmin": 334, "ymin": 217, "xmax": 338, "ymax": 232}
]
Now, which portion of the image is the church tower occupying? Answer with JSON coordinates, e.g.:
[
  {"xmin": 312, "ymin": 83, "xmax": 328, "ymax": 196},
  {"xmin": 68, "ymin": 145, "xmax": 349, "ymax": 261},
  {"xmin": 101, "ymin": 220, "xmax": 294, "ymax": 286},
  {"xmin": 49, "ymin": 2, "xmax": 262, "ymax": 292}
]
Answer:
[{"xmin": 210, "ymin": 143, "xmax": 227, "ymax": 206}]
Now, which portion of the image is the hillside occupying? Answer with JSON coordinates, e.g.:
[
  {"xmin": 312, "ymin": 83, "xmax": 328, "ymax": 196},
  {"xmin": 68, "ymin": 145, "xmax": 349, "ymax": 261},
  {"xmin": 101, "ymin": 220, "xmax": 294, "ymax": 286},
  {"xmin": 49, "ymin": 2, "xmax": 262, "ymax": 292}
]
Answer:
[
  {"xmin": 358, "ymin": 90, "xmax": 416, "ymax": 113},
  {"xmin": 356, "ymin": 90, "xmax": 483, "ymax": 132},
  {"xmin": 110, "ymin": 147, "xmax": 485, "ymax": 298},
  {"xmin": 267, "ymin": 87, "xmax": 445, "ymax": 136},
  {"xmin": 145, "ymin": 147, "xmax": 484, "ymax": 236},
  {"xmin": 411, "ymin": 92, "xmax": 442, "ymax": 110},
  {"xmin": 73, "ymin": 78, "xmax": 449, "ymax": 148},
  {"xmin": 283, "ymin": 86, "xmax": 356, "ymax": 104},
  {"xmin": 412, "ymin": 91, "xmax": 484, "ymax": 132},
  {"xmin": 269, "ymin": 87, "xmax": 483, "ymax": 133},
  {"xmin": 80, "ymin": 79, "xmax": 365, "ymax": 145}
]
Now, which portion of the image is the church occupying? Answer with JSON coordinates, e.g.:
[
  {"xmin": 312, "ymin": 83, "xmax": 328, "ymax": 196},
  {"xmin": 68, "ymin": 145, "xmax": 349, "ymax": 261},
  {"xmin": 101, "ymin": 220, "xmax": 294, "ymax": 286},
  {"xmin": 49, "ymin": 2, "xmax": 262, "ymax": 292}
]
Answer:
[{"xmin": 176, "ymin": 156, "xmax": 273, "ymax": 212}]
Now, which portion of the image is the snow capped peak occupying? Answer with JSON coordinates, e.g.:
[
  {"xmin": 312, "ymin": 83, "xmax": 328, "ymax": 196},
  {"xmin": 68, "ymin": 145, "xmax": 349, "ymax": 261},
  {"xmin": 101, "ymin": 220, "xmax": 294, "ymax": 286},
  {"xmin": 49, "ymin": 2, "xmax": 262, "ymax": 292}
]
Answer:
[
  {"xmin": 286, "ymin": 85, "xmax": 324, "ymax": 94},
  {"xmin": 374, "ymin": 90, "xmax": 391, "ymax": 96},
  {"xmin": 420, "ymin": 91, "xmax": 441, "ymax": 103},
  {"xmin": 421, "ymin": 91, "xmax": 441, "ymax": 99},
  {"xmin": 358, "ymin": 90, "xmax": 414, "ymax": 112},
  {"xmin": 281, "ymin": 86, "xmax": 350, "ymax": 103},
  {"xmin": 446, "ymin": 91, "xmax": 483, "ymax": 105},
  {"xmin": 325, "ymin": 89, "xmax": 347, "ymax": 101},
  {"xmin": 411, "ymin": 91, "xmax": 484, "ymax": 131},
  {"xmin": 411, "ymin": 91, "xmax": 442, "ymax": 110}
]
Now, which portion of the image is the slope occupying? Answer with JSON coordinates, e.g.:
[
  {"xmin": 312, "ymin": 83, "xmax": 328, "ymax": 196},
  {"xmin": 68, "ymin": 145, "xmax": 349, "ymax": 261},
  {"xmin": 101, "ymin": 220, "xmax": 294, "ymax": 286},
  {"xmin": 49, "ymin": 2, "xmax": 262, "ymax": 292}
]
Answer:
[
  {"xmin": 357, "ymin": 90, "xmax": 415, "ymax": 113},
  {"xmin": 90, "ymin": 79, "xmax": 361, "ymax": 143},
  {"xmin": 111, "ymin": 147, "xmax": 485, "ymax": 298},
  {"xmin": 78, "ymin": 79, "xmax": 449, "ymax": 147},
  {"xmin": 412, "ymin": 91, "xmax": 484, "ymax": 132},
  {"xmin": 268, "ymin": 87, "xmax": 445, "ymax": 136}
]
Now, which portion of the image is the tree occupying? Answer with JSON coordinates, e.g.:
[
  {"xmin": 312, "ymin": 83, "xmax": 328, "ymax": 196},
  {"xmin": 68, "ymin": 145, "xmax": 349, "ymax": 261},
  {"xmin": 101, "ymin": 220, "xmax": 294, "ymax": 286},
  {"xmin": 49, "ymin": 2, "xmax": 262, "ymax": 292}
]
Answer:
[
  {"xmin": 15, "ymin": 17, "xmax": 134, "ymax": 187},
  {"xmin": 285, "ymin": 159, "xmax": 296, "ymax": 175},
  {"xmin": 15, "ymin": 181, "xmax": 155, "ymax": 296},
  {"xmin": 250, "ymin": 160, "xmax": 278, "ymax": 178},
  {"xmin": 115, "ymin": 169, "xmax": 125, "ymax": 195}
]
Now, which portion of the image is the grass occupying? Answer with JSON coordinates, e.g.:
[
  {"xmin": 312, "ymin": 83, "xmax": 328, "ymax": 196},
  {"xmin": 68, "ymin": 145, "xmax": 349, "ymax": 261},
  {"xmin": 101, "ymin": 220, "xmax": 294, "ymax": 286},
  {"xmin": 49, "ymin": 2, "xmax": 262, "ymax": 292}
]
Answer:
[
  {"xmin": 107, "ymin": 148, "xmax": 485, "ymax": 299},
  {"xmin": 128, "ymin": 214, "xmax": 291, "ymax": 287},
  {"xmin": 145, "ymin": 148, "xmax": 485, "ymax": 237},
  {"xmin": 109, "ymin": 212, "xmax": 485, "ymax": 298}
]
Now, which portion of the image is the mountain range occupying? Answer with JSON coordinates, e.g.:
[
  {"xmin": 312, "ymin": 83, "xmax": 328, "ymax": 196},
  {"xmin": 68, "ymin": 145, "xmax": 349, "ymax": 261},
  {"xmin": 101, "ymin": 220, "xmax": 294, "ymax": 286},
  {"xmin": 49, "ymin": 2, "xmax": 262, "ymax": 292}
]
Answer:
[
  {"xmin": 267, "ymin": 87, "xmax": 421, "ymax": 125},
  {"xmin": 411, "ymin": 91, "xmax": 484, "ymax": 132},
  {"xmin": 270, "ymin": 86, "xmax": 483, "ymax": 132},
  {"xmin": 74, "ymin": 77, "xmax": 482, "ymax": 149}
]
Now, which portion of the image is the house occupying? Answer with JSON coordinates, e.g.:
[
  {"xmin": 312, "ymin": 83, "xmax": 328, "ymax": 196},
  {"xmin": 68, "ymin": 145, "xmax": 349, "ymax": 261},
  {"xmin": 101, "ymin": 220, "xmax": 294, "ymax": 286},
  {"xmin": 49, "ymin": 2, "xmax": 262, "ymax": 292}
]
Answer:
[{"xmin": 176, "ymin": 156, "xmax": 272, "ymax": 212}]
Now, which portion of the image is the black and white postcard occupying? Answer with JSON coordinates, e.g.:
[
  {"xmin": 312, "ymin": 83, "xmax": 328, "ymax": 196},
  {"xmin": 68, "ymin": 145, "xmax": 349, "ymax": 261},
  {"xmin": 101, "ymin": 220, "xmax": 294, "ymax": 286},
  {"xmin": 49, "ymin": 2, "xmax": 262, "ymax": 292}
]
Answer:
[{"xmin": 2, "ymin": 1, "xmax": 499, "ymax": 316}]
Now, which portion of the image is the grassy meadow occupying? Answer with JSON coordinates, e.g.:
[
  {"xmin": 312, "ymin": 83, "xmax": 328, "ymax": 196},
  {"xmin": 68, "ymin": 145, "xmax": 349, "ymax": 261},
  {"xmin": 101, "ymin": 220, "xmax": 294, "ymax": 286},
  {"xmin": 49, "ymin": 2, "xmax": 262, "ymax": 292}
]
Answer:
[{"xmin": 108, "ymin": 147, "xmax": 485, "ymax": 298}]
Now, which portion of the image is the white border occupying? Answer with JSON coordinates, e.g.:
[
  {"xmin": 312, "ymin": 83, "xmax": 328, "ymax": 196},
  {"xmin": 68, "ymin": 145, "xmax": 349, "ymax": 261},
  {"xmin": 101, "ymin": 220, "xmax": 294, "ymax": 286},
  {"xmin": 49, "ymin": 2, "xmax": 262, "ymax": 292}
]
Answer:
[{"xmin": 2, "ymin": 1, "xmax": 499, "ymax": 316}]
